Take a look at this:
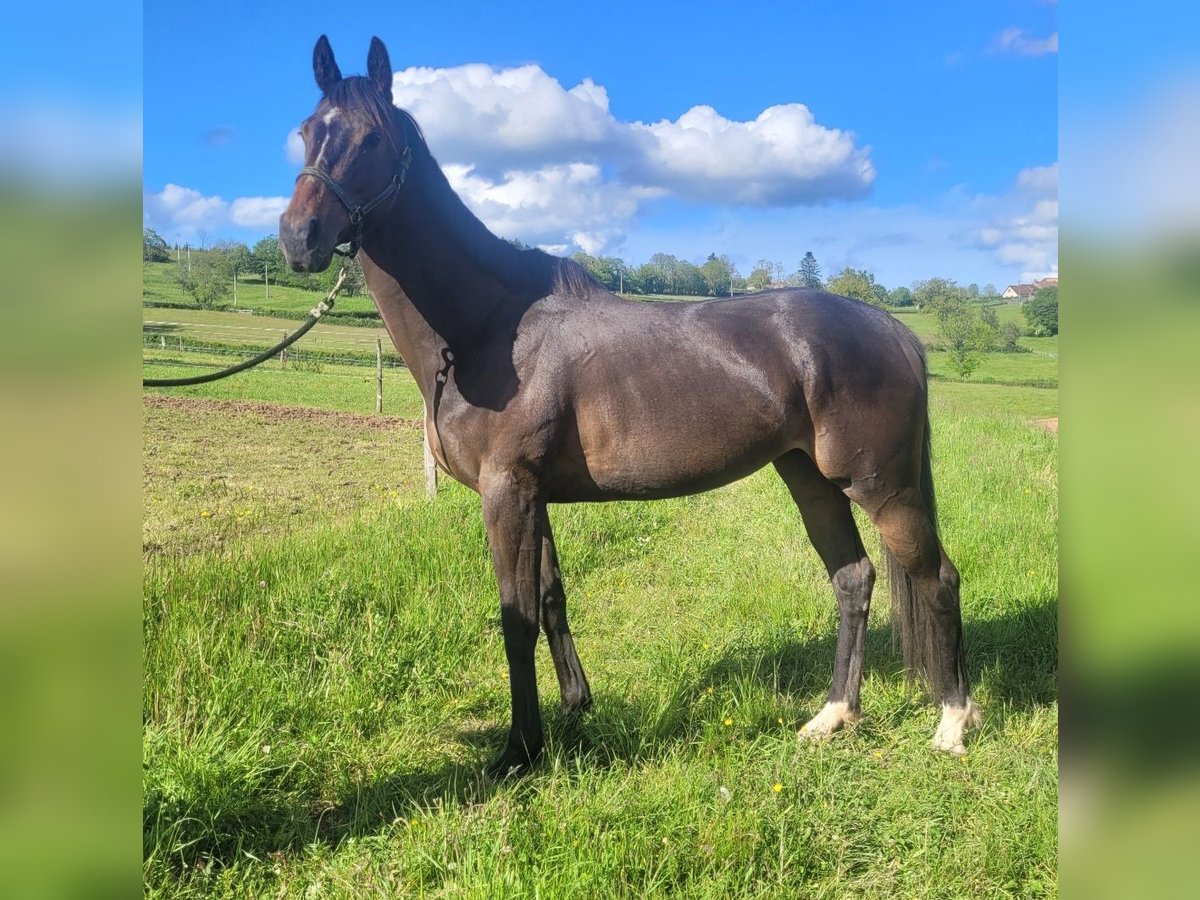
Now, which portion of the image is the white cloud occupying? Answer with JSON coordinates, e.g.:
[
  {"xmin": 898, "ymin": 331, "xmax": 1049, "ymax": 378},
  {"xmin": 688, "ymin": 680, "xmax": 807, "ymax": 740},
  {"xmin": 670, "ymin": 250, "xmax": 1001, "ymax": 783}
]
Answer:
[
  {"xmin": 144, "ymin": 183, "xmax": 289, "ymax": 237},
  {"xmin": 1016, "ymin": 163, "xmax": 1058, "ymax": 195},
  {"xmin": 444, "ymin": 162, "xmax": 660, "ymax": 254},
  {"xmin": 993, "ymin": 28, "xmax": 1058, "ymax": 57},
  {"xmin": 975, "ymin": 163, "xmax": 1059, "ymax": 280},
  {"xmin": 230, "ymin": 196, "xmax": 289, "ymax": 228},
  {"xmin": 379, "ymin": 62, "xmax": 874, "ymax": 251},
  {"xmin": 286, "ymin": 128, "xmax": 305, "ymax": 165},
  {"xmin": 629, "ymin": 104, "xmax": 874, "ymax": 205},
  {"xmin": 144, "ymin": 184, "xmax": 228, "ymax": 231},
  {"xmin": 392, "ymin": 64, "xmax": 621, "ymax": 171}
]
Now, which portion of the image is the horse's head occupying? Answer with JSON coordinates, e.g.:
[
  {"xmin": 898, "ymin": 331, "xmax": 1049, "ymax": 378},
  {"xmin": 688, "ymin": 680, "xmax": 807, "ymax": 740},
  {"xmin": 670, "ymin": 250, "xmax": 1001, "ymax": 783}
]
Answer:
[{"xmin": 280, "ymin": 35, "xmax": 409, "ymax": 272}]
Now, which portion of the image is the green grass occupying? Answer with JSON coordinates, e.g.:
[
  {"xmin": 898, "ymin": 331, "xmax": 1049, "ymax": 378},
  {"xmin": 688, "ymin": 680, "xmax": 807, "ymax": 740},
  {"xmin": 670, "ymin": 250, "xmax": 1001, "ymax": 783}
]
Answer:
[
  {"xmin": 144, "ymin": 353, "xmax": 424, "ymax": 417},
  {"xmin": 143, "ymin": 348, "xmax": 1058, "ymax": 897},
  {"xmin": 143, "ymin": 261, "xmax": 380, "ymax": 316}
]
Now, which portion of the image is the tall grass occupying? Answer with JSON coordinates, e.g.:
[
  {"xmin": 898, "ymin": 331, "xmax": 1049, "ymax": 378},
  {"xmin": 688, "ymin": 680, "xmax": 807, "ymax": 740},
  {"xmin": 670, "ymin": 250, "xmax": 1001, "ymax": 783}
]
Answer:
[{"xmin": 143, "ymin": 365, "xmax": 1057, "ymax": 897}]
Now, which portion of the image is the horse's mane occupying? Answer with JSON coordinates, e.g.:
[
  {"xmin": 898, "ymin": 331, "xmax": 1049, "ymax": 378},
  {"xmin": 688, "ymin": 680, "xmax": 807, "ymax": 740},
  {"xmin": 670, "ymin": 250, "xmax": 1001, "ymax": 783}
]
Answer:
[{"xmin": 330, "ymin": 76, "xmax": 601, "ymax": 302}]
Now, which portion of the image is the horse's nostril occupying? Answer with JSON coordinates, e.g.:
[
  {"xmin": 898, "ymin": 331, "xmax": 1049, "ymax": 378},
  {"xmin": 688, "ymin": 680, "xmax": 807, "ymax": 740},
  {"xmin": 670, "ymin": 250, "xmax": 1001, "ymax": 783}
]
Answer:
[{"xmin": 304, "ymin": 217, "xmax": 321, "ymax": 249}]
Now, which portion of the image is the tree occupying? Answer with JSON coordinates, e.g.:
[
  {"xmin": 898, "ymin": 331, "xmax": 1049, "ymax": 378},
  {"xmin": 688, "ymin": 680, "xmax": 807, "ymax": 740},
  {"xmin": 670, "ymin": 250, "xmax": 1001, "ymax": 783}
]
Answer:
[
  {"xmin": 826, "ymin": 267, "xmax": 884, "ymax": 306},
  {"xmin": 872, "ymin": 282, "xmax": 892, "ymax": 308},
  {"xmin": 648, "ymin": 252, "xmax": 681, "ymax": 293},
  {"xmin": 700, "ymin": 253, "xmax": 735, "ymax": 296},
  {"xmin": 797, "ymin": 251, "xmax": 822, "ymax": 289},
  {"xmin": 913, "ymin": 277, "xmax": 963, "ymax": 315},
  {"xmin": 935, "ymin": 297, "xmax": 1000, "ymax": 380},
  {"xmin": 635, "ymin": 262, "xmax": 666, "ymax": 294},
  {"xmin": 251, "ymin": 236, "xmax": 287, "ymax": 281},
  {"xmin": 747, "ymin": 259, "xmax": 777, "ymax": 291},
  {"xmin": 890, "ymin": 286, "xmax": 914, "ymax": 307},
  {"xmin": 1022, "ymin": 286, "xmax": 1058, "ymax": 336},
  {"xmin": 214, "ymin": 240, "xmax": 252, "ymax": 276},
  {"xmin": 317, "ymin": 254, "xmax": 366, "ymax": 296},
  {"xmin": 143, "ymin": 228, "xmax": 170, "ymax": 262},
  {"xmin": 175, "ymin": 247, "xmax": 233, "ymax": 308},
  {"xmin": 675, "ymin": 260, "xmax": 708, "ymax": 295},
  {"xmin": 983, "ymin": 283, "xmax": 998, "ymax": 299}
]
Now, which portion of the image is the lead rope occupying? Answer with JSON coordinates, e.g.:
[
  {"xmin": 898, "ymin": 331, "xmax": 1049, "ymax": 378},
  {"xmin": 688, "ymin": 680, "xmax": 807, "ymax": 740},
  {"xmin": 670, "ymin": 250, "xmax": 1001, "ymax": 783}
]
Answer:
[{"xmin": 143, "ymin": 266, "xmax": 349, "ymax": 388}]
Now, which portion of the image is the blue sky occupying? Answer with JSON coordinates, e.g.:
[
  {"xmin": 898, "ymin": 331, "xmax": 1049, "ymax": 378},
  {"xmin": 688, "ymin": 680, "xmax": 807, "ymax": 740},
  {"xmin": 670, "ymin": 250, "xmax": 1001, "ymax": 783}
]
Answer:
[{"xmin": 143, "ymin": 1, "xmax": 1058, "ymax": 288}]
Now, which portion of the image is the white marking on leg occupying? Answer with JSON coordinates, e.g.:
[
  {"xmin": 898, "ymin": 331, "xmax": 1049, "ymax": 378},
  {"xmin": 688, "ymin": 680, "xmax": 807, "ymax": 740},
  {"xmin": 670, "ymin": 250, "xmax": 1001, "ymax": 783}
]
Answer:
[
  {"xmin": 798, "ymin": 701, "xmax": 858, "ymax": 740},
  {"xmin": 932, "ymin": 698, "xmax": 982, "ymax": 755}
]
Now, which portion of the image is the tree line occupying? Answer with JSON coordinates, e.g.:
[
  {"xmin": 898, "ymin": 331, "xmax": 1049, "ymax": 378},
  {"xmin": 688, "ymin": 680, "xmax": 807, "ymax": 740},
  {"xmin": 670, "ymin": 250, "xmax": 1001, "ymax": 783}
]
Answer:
[{"xmin": 145, "ymin": 230, "xmax": 1057, "ymax": 378}]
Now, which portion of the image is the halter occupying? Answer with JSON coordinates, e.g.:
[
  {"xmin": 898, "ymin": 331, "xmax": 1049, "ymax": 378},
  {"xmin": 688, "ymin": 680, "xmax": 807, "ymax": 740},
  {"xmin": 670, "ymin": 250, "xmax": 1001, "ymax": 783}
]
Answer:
[{"xmin": 296, "ymin": 143, "xmax": 413, "ymax": 258}]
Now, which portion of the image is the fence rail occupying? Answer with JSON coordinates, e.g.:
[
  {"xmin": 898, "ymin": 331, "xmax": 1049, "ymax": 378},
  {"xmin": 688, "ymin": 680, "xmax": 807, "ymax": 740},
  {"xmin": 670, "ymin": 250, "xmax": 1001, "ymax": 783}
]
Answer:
[{"xmin": 142, "ymin": 321, "xmax": 406, "ymax": 370}]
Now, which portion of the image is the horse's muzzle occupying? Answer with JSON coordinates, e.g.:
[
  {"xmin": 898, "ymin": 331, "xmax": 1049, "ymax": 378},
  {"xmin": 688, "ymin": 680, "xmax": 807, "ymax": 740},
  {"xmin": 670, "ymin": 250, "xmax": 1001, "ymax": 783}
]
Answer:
[{"xmin": 279, "ymin": 212, "xmax": 334, "ymax": 273}]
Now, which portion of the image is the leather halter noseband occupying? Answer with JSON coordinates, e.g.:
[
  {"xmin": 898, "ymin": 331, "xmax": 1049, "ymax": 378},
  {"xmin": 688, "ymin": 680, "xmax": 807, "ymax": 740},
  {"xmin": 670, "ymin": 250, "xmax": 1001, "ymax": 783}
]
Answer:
[{"xmin": 296, "ymin": 143, "xmax": 413, "ymax": 258}]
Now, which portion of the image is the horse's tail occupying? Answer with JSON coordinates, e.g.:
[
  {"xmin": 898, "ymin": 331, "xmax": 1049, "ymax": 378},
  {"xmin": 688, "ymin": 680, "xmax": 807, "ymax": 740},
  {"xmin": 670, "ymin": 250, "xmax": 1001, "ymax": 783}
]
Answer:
[{"xmin": 883, "ymin": 374, "xmax": 940, "ymax": 688}]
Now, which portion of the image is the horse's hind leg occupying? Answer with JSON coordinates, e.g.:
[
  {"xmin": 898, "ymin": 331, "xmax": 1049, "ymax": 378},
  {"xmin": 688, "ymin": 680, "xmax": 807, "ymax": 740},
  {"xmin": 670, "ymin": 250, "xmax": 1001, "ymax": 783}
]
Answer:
[
  {"xmin": 539, "ymin": 508, "xmax": 592, "ymax": 715},
  {"xmin": 863, "ymin": 491, "xmax": 979, "ymax": 755},
  {"xmin": 774, "ymin": 450, "xmax": 875, "ymax": 738}
]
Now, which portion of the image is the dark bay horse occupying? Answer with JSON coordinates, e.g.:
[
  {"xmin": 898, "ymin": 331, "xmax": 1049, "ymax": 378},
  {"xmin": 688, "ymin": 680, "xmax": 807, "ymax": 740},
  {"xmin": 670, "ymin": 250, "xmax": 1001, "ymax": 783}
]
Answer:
[{"xmin": 280, "ymin": 36, "xmax": 979, "ymax": 777}]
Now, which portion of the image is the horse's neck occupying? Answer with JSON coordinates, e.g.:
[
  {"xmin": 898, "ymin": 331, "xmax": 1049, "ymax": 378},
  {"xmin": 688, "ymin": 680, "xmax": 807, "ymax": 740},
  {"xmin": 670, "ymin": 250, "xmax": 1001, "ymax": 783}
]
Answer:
[
  {"xmin": 357, "ymin": 172, "xmax": 523, "ymax": 399},
  {"xmin": 357, "ymin": 253, "xmax": 444, "ymax": 398}
]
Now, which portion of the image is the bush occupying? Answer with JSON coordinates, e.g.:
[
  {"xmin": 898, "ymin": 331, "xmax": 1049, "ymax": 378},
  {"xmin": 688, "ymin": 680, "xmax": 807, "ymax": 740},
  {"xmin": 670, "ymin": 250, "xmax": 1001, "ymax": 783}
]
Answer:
[
  {"xmin": 999, "ymin": 321, "xmax": 1031, "ymax": 353},
  {"xmin": 1023, "ymin": 287, "xmax": 1058, "ymax": 336},
  {"xmin": 935, "ymin": 297, "xmax": 1000, "ymax": 379}
]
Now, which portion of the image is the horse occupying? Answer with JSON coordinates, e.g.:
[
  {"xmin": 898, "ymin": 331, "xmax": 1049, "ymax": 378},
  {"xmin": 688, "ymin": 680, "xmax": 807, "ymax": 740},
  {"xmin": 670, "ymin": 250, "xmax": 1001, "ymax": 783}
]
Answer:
[{"xmin": 279, "ymin": 35, "xmax": 980, "ymax": 778}]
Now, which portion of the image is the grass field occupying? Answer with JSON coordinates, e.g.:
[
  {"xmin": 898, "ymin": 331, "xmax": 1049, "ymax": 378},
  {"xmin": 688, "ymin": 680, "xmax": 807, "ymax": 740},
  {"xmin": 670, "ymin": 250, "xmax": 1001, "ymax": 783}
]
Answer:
[
  {"xmin": 145, "ymin": 267, "xmax": 1057, "ymax": 393},
  {"xmin": 144, "ymin": 260, "xmax": 380, "ymax": 317},
  {"xmin": 144, "ymin": 312, "xmax": 1058, "ymax": 897}
]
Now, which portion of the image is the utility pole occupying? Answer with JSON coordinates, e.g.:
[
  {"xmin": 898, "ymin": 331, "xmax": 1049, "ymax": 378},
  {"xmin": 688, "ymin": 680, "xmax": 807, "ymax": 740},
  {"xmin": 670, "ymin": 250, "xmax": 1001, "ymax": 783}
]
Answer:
[
  {"xmin": 264, "ymin": 264, "xmax": 269, "ymax": 303},
  {"xmin": 619, "ymin": 271, "xmax": 623, "ymax": 295},
  {"xmin": 233, "ymin": 269, "xmax": 237, "ymax": 307},
  {"xmin": 187, "ymin": 245, "xmax": 191, "ymax": 276}
]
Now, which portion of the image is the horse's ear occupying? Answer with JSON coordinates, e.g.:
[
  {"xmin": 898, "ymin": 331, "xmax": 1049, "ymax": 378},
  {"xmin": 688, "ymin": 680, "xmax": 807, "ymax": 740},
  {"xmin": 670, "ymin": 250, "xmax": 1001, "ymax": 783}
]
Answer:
[
  {"xmin": 313, "ymin": 34, "xmax": 342, "ymax": 95},
  {"xmin": 367, "ymin": 36, "xmax": 393, "ymax": 102}
]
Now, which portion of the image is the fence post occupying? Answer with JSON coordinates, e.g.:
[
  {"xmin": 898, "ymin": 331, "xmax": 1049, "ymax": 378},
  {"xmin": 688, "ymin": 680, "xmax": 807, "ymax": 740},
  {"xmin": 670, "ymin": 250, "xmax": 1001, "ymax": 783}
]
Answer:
[
  {"xmin": 423, "ymin": 400, "xmax": 438, "ymax": 498},
  {"xmin": 280, "ymin": 331, "xmax": 287, "ymax": 368},
  {"xmin": 375, "ymin": 336, "xmax": 383, "ymax": 414}
]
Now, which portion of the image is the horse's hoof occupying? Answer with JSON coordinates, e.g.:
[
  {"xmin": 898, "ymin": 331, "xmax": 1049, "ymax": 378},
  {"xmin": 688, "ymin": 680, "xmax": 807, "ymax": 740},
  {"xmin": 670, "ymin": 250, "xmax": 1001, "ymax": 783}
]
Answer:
[
  {"xmin": 931, "ymin": 699, "xmax": 982, "ymax": 755},
  {"xmin": 798, "ymin": 701, "xmax": 858, "ymax": 741},
  {"xmin": 562, "ymin": 693, "xmax": 593, "ymax": 717},
  {"xmin": 485, "ymin": 744, "xmax": 542, "ymax": 780}
]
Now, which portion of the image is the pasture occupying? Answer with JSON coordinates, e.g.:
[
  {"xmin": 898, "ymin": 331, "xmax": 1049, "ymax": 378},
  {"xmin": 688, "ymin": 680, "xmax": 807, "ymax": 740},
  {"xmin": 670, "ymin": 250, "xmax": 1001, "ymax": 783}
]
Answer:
[{"xmin": 143, "ymin": 296, "xmax": 1057, "ymax": 897}]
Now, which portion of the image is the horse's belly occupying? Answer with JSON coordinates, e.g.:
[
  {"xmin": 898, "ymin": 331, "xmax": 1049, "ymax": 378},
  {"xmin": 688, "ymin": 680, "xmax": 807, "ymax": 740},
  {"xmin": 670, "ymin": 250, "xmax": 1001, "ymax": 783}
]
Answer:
[{"xmin": 550, "ymin": 388, "xmax": 802, "ymax": 501}]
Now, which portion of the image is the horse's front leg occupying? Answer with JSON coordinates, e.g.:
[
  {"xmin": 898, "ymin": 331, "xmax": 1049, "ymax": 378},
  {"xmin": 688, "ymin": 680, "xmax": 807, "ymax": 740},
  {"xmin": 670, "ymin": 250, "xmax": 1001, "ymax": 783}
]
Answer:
[{"xmin": 481, "ymin": 474, "xmax": 544, "ymax": 778}]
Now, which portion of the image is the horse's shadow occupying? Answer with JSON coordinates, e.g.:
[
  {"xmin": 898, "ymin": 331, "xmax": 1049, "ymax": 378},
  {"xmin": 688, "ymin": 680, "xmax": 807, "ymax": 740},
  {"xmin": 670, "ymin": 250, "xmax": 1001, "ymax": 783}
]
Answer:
[{"xmin": 152, "ymin": 598, "xmax": 1057, "ymax": 870}]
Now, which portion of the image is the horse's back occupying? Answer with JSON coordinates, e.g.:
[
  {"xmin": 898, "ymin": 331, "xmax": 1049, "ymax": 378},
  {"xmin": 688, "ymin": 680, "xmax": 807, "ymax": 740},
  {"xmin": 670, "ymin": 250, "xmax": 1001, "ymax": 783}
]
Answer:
[{"xmin": 520, "ymin": 288, "xmax": 925, "ymax": 501}]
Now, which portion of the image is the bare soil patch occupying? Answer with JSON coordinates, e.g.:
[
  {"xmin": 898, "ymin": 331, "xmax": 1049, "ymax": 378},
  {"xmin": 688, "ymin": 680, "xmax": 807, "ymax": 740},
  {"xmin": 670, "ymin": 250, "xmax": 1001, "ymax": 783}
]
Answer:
[{"xmin": 143, "ymin": 393, "xmax": 421, "ymax": 430}]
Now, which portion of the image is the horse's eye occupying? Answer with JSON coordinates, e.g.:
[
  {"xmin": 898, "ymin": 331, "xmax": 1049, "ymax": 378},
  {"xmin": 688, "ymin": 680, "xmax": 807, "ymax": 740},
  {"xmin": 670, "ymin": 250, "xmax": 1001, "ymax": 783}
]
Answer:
[{"xmin": 363, "ymin": 131, "xmax": 382, "ymax": 149}]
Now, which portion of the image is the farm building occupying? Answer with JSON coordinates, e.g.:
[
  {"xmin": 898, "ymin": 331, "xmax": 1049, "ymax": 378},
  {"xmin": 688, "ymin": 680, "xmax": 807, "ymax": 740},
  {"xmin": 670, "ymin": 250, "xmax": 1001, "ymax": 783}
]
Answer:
[
  {"xmin": 1002, "ymin": 277, "xmax": 1056, "ymax": 301},
  {"xmin": 1002, "ymin": 284, "xmax": 1037, "ymax": 300}
]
